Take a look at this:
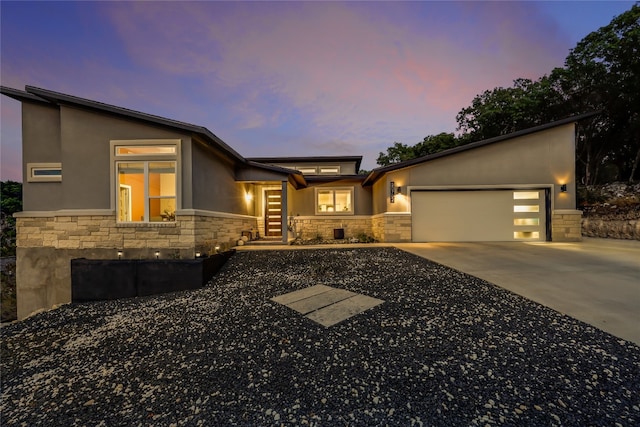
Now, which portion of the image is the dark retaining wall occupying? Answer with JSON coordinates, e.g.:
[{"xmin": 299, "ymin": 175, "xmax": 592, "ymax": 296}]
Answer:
[{"xmin": 71, "ymin": 251, "xmax": 234, "ymax": 302}]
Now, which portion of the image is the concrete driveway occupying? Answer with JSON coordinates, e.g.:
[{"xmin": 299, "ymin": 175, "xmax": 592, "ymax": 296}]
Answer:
[{"xmin": 395, "ymin": 238, "xmax": 640, "ymax": 345}]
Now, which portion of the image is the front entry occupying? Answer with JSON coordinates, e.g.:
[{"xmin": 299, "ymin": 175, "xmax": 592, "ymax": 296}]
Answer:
[{"xmin": 265, "ymin": 190, "xmax": 282, "ymax": 237}]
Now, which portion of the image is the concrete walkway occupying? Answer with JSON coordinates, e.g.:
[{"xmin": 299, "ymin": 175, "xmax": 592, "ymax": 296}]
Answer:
[{"xmin": 395, "ymin": 238, "xmax": 640, "ymax": 345}]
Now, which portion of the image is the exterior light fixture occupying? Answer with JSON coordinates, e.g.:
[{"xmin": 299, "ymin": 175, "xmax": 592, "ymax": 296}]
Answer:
[
  {"xmin": 560, "ymin": 184, "xmax": 567, "ymax": 192},
  {"xmin": 195, "ymin": 251, "xmax": 201, "ymax": 258},
  {"xmin": 214, "ymin": 245, "xmax": 220, "ymax": 253},
  {"xmin": 245, "ymin": 192, "xmax": 253, "ymax": 203},
  {"xmin": 155, "ymin": 251, "xmax": 160, "ymax": 259},
  {"xmin": 117, "ymin": 250, "xmax": 123, "ymax": 259},
  {"xmin": 390, "ymin": 181, "xmax": 396, "ymax": 203},
  {"xmin": 396, "ymin": 186, "xmax": 402, "ymax": 194}
]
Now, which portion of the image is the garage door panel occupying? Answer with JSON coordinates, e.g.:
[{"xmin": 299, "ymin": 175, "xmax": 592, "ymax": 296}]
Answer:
[{"xmin": 411, "ymin": 190, "xmax": 545, "ymax": 242}]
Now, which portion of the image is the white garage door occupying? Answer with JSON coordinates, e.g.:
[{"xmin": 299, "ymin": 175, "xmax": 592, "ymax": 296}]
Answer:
[{"xmin": 411, "ymin": 190, "xmax": 546, "ymax": 242}]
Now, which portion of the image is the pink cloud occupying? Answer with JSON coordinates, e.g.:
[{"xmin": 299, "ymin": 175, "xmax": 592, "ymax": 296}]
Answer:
[
  {"xmin": 2, "ymin": 1, "xmax": 575, "ymax": 173},
  {"xmin": 104, "ymin": 2, "xmax": 568, "ymax": 143}
]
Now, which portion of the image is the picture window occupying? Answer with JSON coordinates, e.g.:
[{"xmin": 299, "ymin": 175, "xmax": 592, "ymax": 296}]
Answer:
[{"xmin": 316, "ymin": 188, "xmax": 353, "ymax": 214}]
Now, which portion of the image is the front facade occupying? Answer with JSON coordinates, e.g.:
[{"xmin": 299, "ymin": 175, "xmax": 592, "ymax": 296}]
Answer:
[{"xmin": 2, "ymin": 86, "xmax": 586, "ymax": 319}]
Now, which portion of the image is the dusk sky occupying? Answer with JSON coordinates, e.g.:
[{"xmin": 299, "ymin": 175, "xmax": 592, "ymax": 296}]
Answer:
[{"xmin": 1, "ymin": 1, "xmax": 635, "ymax": 181}]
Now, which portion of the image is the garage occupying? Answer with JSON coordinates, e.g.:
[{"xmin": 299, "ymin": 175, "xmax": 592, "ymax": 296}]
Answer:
[{"xmin": 411, "ymin": 189, "xmax": 547, "ymax": 242}]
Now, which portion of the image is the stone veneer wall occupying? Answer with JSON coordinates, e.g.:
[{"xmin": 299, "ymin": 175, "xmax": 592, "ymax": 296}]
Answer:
[
  {"xmin": 371, "ymin": 213, "xmax": 412, "ymax": 242},
  {"xmin": 581, "ymin": 219, "xmax": 640, "ymax": 240},
  {"xmin": 14, "ymin": 213, "xmax": 257, "ymax": 319},
  {"xmin": 551, "ymin": 210, "xmax": 583, "ymax": 242},
  {"xmin": 291, "ymin": 216, "xmax": 372, "ymax": 240}
]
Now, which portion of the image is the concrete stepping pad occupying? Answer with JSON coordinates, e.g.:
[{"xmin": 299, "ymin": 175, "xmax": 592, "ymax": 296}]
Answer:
[{"xmin": 271, "ymin": 285, "xmax": 384, "ymax": 327}]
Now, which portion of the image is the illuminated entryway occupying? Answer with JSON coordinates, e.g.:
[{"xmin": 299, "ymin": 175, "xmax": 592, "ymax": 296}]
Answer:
[
  {"xmin": 265, "ymin": 190, "xmax": 282, "ymax": 237},
  {"xmin": 411, "ymin": 189, "xmax": 547, "ymax": 242}
]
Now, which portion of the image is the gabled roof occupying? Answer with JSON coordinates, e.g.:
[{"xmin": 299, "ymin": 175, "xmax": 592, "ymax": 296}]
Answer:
[
  {"xmin": 248, "ymin": 156, "xmax": 363, "ymax": 173},
  {"xmin": 362, "ymin": 112, "xmax": 599, "ymax": 186},
  {"xmin": 1, "ymin": 85, "xmax": 306, "ymax": 186}
]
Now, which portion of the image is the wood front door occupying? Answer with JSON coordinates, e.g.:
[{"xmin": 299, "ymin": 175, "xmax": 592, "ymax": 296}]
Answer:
[{"xmin": 265, "ymin": 190, "xmax": 282, "ymax": 237}]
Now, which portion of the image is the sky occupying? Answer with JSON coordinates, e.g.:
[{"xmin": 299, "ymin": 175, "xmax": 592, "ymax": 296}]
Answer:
[{"xmin": 0, "ymin": 1, "xmax": 635, "ymax": 180}]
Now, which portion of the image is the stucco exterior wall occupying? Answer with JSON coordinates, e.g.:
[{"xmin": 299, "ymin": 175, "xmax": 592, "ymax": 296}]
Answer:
[
  {"xmin": 287, "ymin": 179, "xmax": 372, "ymax": 217},
  {"xmin": 59, "ymin": 106, "xmax": 192, "ymax": 211},
  {"xmin": 190, "ymin": 140, "xmax": 256, "ymax": 215},
  {"xmin": 21, "ymin": 102, "xmax": 63, "ymax": 211},
  {"xmin": 380, "ymin": 124, "xmax": 576, "ymax": 213},
  {"xmin": 22, "ymin": 104, "xmax": 192, "ymax": 212}
]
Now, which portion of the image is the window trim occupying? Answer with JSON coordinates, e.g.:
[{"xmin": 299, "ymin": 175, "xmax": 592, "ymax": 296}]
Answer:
[
  {"xmin": 315, "ymin": 186, "xmax": 354, "ymax": 215},
  {"xmin": 111, "ymin": 139, "xmax": 181, "ymax": 224},
  {"xmin": 27, "ymin": 163, "xmax": 62, "ymax": 182}
]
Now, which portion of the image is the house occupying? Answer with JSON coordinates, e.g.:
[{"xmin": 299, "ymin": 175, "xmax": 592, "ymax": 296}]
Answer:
[{"xmin": 1, "ymin": 85, "xmax": 588, "ymax": 319}]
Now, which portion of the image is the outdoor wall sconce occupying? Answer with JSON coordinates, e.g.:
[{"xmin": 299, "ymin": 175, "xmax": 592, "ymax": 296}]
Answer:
[
  {"xmin": 396, "ymin": 186, "xmax": 402, "ymax": 194},
  {"xmin": 390, "ymin": 181, "xmax": 396, "ymax": 203},
  {"xmin": 560, "ymin": 184, "xmax": 567, "ymax": 192},
  {"xmin": 155, "ymin": 251, "xmax": 160, "ymax": 259},
  {"xmin": 244, "ymin": 192, "xmax": 253, "ymax": 203},
  {"xmin": 195, "ymin": 251, "xmax": 202, "ymax": 258},
  {"xmin": 117, "ymin": 250, "xmax": 123, "ymax": 259}
]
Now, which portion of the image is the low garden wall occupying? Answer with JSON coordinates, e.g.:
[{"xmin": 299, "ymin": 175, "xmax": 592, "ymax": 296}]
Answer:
[
  {"xmin": 581, "ymin": 219, "xmax": 640, "ymax": 240},
  {"xmin": 579, "ymin": 182, "xmax": 640, "ymax": 241},
  {"xmin": 71, "ymin": 251, "xmax": 234, "ymax": 302}
]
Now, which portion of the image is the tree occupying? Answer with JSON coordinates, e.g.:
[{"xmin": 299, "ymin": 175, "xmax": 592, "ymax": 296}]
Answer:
[
  {"xmin": 559, "ymin": 4, "xmax": 639, "ymax": 183},
  {"xmin": 376, "ymin": 142, "xmax": 418, "ymax": 166},
  {"xmin": 377, "ymin": 5, "xmax": 639, "ymax": 183},
  {"xmin": 454, "ymin": 5, "xmax": 639, "ymax": 184},
  {"xmin": 376, "ymin": 133, "xmax": 459, "ymax": 166},
  {"xmin": 455, "ymin": 77, "xmax": 567, "ymax": 145},
  {"xmin": 414, "ymin": 133, "xmax": 458, "ymax": 157},
  {"xmin": 1, "ymin": 181, "xmax": 22, "ymax": 256}
]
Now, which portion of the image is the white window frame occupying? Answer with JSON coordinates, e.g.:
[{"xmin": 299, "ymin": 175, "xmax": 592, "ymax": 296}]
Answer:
[
  {"xmin": 315, "ymin": 187, "xmax": 354, "ymax": 215},
  {"xmin": 27, "ymin": 163, "xmax": 62, "ymax": 182},
  {"xmin": 111, "ymin": 140, "xmax": 181, "ymax": 224}
]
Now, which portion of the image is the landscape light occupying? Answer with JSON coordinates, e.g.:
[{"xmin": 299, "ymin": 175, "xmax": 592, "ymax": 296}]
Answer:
[
  {"xmin": 117, "ymin": 250, "xmax": 123, "ymax": 259},
  {"xmin": 195, "ymin": 251, "xmax": 201, "ymax": 258},
  {"xmin": 155, "ymin": 251, "xmax": 160, "ymax": 259}
]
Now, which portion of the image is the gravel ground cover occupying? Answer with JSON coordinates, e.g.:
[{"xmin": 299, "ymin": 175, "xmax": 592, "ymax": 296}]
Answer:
[{"xmin": 1, "ymin": 247, "xmax": 639, "ymax": 426}]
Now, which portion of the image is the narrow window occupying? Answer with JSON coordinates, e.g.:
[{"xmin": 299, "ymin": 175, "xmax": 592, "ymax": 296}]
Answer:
[
  {"xmin": 27, "ymin": 163, "xmax": 62, "ymax": 182},
  {"xmin": 514, "ymin": 205, "xmax": 540, "ymax": 213},
  {"xmin": 514, "ymin": 231, "xmax": 540, "ymax": 239},
  {"xmin": 319, "ymin": 166, "xmax": 340, "ymax": 174},
  {"xmin": 116, "ymin": 145, "xmax": 177, "ymax": 155},
  {"xmin": 514, "ymin": 218, "xmax": 540, "ymax": 226},
  {"xmin": 296, "ymin": 167, "xmax": 317, "ymax": 175},
  {"xmin": 513, "ymin": 191, "xmax": 539, "ymax": 200}
]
